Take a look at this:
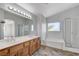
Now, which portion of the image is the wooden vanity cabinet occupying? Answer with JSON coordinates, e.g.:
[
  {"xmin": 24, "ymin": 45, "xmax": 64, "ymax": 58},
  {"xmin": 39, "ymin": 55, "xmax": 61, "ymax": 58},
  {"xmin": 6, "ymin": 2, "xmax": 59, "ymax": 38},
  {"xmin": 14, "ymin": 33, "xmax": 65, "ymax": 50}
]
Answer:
[
  {"xmin": 0, "ymin": 37, "xmax": 41, "ymax": 56},
  {"xmin": 0, "ymin": 49, "xmax": 9, "ymax": 56}
]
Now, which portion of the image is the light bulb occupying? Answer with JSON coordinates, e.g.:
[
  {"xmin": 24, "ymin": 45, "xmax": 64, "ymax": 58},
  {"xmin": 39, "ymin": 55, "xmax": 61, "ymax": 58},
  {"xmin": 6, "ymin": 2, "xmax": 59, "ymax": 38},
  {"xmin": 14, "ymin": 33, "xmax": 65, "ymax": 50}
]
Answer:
[
  {"xmin": 8, "ymin": 6, "xmax": 13, "ymax": 10},
  {"xmin": 25, "ymin": 15, "xmax": 28, "ymax": 18},
  {"xmin": 23, "ymin": 13, "xmax": 26, "ymax": 15},
  {"xmin": 21, "ymin": 12, "xmax": 23, "ymax": 14},
  {"xmin": 17, "ymin": 10, "xmax": 20, "ymax": 13},
  {"xmin": 13, "ymin": 8, "xmax": 17, "ymax": 12},
  {"xmin": 30, "ymin": 16, "xmax": 32, "ymax": 19}
]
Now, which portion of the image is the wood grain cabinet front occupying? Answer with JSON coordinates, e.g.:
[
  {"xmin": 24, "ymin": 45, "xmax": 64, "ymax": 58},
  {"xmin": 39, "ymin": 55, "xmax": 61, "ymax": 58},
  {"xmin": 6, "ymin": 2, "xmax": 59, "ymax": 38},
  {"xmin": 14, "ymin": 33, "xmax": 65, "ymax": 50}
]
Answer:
[
  {"xmin": 29, "ymin": 40, "xmax": 34, "ymax": 55},
  {"xmin": 37, "ymin": 38, "xmax": 41, "ymax": 49},
  {"xmin": 9, "ymin": 43, "xmax": 24, "ymax": 56},
  {"xmin": 33, "ymin": 39, "xmax": 38, "ymax": 52},
  {"xmin": 23, "ymin": 41, "xmax": 30, "ymax": 56},
  {"xmin": 0, "ymin": 49, "xmax": 9, "ymax": 56},
  {"xmin": 0, "ymin": 37, "xmax": 41, "ymax": 56},
  {"xmin": 29, "ymin": 38, "xmax": 41, "ymax": 55}
]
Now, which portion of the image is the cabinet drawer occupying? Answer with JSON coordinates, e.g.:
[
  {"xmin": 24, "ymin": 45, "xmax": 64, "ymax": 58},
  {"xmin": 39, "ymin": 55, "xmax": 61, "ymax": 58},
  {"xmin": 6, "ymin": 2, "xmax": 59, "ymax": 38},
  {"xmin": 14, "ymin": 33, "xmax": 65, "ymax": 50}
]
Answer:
[{"xmin": 0, "ymin": 49, "xmax": 9, "ymax": 56}]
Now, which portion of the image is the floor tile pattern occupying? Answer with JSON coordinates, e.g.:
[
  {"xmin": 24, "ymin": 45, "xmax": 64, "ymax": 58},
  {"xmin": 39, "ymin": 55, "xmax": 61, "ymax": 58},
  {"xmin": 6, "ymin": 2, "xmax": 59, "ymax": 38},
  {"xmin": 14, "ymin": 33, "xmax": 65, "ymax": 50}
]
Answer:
[{"xmin": 33, "ymin": 46, "xmax": 79, "ymax": 56}]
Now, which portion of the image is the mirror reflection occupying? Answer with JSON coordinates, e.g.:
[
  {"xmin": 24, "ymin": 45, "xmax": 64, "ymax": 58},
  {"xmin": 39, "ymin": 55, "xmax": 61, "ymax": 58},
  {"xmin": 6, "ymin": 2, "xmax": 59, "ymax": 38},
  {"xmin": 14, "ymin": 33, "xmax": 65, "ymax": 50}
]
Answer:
[{"xmin": 0, "ymin": 15, "xmax": 33, "ymax": 40}]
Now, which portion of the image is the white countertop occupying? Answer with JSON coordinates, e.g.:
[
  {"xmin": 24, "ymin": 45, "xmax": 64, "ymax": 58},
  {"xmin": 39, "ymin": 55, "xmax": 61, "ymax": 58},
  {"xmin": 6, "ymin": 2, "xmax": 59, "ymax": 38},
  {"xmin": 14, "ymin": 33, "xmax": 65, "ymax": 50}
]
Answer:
[{"xmin": 0, "ymin": 35, "xmax": 40, "ymax": 50}]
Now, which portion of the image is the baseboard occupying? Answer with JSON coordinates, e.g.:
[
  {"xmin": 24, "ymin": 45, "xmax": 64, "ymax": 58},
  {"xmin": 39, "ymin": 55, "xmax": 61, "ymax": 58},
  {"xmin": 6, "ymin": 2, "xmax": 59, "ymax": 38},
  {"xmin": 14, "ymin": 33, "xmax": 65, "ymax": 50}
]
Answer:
[
  {"xmin": 41, "ymin": 40, "xmax": 64, "ymax": 49},
  {"xmin": 41, "ymin": 40, "xmax": 79, "ymax": 54},
  {"xmin": 63, "ymin": 47, "xmax": 79, "ymax": 53},
  {"xmin": 41, "ymin": 45, "xmax": 79, "ymax": 54}
]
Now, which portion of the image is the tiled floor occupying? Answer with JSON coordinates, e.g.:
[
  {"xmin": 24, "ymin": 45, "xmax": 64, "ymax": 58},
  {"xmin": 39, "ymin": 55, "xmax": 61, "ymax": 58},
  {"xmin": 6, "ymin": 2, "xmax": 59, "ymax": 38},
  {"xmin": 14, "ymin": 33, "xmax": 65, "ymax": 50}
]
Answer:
[{"xmin": 33, "ymin": 46, "xmax": 79, "ymax": 56}]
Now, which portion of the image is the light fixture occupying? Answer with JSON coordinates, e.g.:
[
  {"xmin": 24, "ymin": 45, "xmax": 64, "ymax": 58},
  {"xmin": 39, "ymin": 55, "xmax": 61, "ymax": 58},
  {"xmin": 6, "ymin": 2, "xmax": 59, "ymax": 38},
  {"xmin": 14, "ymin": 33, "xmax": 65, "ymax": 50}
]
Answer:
[
  {"xmin": 25, "ymin": 15, "xmax": 28, "ymax": 18},
  {"xmin": 29, "ymin": 16, "xmax": 32, "ymax": 19},
  {"xmin": 28, "ymin": 15, "xmax": 31, "ymax": 19},
  {"xmin": 28, "ymin": 17, "xmax": 30, "ymax": 19},
  {"xmin": 8, "ymin": 6, "xmax": 13, "ymax": 10},
  {"xmin": 8, "ymin": 6, "xmax": 32, "ymax": 19},
  {"xmin": 23, "ymin": 13, "xmax": 26, "ymax": 15},
  {"xmin": 21, "ymin": 11, "xmax": 23, "ymax": 14},
  {"xmin": 13, "ymin": 8, "xmax": 17, "ymax": 12},
  {"xmin": 17, "ymin": 10, "xmax": 20, "ymax": 13}
]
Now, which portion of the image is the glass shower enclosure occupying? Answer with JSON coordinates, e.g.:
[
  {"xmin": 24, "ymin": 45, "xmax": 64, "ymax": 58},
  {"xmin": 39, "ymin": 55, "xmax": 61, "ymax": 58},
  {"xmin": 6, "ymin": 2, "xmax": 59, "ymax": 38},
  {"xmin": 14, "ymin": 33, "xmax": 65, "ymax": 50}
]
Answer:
[{"xmin": 64, "ymin": 18, "xmax": 79, "ymax": 49}]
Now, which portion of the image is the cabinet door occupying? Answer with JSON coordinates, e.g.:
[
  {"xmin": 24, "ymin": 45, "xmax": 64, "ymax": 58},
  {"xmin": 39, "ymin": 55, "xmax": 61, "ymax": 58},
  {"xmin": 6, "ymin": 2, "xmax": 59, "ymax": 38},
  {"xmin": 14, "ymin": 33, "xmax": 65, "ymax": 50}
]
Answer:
[
  {"xmin": 29, "ymin": 40, "xmax": 34, "ymax": 55},
  {"xmin": 17, "ymin": 48, "xmax": 24, "ymax": 56},
  {"xmin": 0, "ymin": 49, "xmax": 9, "ymax": 56},
  {"xmin": 10, "ymin": 44, "xmax": 23, "ymax": 56},
  {"xmin": 29, "ymin": 38, "xmax": 41, "ymax": 55},
  {"xmin": 37, "ymin": 38, "xmax": 41, "ymax": 49},
  {"xmin": 71, "ymin": 19, "xmax": 79, "ymax": 49},
  {"xmin": 17, "ymin": 44, "xmax": 24, "ymax": 56},
  {"xmin": 32, "ymin": 39, "xmax": 37, "ymax": 54},
  {"xmin": 33, "ymin": 39, "xmax": 37, "ymax": 52},
  {"xmin": 23, "ymin": 41, "xmax": 30, "ymax": 56},
  {"xmin": 65, "ymin": 19, "xmax": 72, "ymax": 47}
]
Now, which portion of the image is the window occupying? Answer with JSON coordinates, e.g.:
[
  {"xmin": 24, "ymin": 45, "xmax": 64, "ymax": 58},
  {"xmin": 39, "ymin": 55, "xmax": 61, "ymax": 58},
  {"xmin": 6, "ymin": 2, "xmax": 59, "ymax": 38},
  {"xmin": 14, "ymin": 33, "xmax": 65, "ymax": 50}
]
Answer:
[{"xmin": 48, "ymin": 22, "xmax": 60, "ymax": 31}]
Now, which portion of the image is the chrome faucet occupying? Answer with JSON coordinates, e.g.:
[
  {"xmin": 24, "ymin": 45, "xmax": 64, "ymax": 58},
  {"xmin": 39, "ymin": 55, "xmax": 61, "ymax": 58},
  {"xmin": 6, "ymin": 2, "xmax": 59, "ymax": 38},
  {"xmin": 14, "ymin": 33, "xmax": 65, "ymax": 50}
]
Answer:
[{"xmin": 4, "ymin": 36, "xmax": 15, "ymax": 42}]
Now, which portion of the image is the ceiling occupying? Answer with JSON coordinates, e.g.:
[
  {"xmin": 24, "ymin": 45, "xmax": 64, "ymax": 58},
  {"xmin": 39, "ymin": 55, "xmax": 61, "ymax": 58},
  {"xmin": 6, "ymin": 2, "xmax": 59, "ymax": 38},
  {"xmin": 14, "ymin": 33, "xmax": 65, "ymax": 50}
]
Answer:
[{"xmin": 17, "ymin": 3, "xmax": 79, "ymax": 17}]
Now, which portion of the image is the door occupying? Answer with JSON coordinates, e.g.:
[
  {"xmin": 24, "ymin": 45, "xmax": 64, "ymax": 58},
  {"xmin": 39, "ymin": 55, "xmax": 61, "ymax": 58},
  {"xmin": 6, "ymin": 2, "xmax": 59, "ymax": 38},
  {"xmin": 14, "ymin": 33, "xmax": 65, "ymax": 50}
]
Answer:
[
  {"xmin": 0, "ymin": 23, "xmax": 4, "ymax": 39},
  {"xmin": 71, "ymin": 18, "xmax": 79, "ymax": 49},
  {"xmin": 65, "ymin": 18, "xmax": 72, "ymax": 47},
  {"xmin": 65, "ymin": 18, "xmax": 79, "ymax": 49}
]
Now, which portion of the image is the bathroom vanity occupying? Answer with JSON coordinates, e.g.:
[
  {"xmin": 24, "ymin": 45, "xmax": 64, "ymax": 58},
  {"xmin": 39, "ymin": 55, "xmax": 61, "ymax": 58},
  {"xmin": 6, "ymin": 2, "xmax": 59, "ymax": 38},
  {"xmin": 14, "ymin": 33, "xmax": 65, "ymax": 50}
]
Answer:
[
  {"xmin": 0, "ymin": 36, "xmax": 41, "ymax": 56},
  {"xmin": 0, "ymin": 4, "xmax": 41, "ymax": 56}
]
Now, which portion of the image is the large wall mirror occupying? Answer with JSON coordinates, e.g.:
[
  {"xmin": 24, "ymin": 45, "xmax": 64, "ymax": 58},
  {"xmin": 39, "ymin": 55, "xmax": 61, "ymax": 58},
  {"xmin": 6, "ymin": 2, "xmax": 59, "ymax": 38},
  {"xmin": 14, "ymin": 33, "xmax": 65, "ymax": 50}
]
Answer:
[
  {"xmin": 0, "ymin": 19, "xmax": 33, "ymax": 40},
  {"xmin": 15, "ymin": 19, "xmax": 33, "ymax": 37}
]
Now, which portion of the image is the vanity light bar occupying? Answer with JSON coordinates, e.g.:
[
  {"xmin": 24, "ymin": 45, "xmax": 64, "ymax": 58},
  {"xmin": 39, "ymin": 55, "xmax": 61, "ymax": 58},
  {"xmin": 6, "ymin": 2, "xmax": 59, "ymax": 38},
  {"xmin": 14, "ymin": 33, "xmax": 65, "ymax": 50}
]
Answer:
[{"xmin": 8, "ymin": 6, "xmax": 32, "ymax": 19}]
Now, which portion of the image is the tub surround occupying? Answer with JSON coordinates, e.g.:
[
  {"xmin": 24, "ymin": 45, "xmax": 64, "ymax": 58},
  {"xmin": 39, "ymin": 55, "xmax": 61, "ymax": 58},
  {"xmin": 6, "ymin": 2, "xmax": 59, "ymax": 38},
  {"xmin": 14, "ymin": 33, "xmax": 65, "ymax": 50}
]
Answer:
[{"xmin": 0, "ymin": 35, "xmax": 41, "ymax": 56}]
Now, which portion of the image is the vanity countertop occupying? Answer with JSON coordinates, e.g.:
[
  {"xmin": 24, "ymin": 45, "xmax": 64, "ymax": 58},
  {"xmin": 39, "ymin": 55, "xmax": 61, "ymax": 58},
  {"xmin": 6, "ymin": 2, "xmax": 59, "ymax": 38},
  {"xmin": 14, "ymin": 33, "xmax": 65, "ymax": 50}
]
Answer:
[{"xmin": 0, "ymin": 35, "xmax": 40, "ymax": 50}]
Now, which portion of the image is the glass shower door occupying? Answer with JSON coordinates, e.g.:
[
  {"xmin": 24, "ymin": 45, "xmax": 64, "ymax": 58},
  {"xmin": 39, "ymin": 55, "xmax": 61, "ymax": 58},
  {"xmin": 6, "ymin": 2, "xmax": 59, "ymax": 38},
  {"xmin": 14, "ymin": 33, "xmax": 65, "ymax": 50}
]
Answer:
[
  {"xmin": 65, "ymin": 18, "xmax": 72, "ymax": 47},
  {"xmin": 71, "ymin": 18, "xmax": 79, "ymax": 49},
  {"xmin": 65, "ymin": 18, "xmax": 79, "ymax": 49},
  {"xmin": 0, "ymin": 23, "xmax": 4, "ymax": 40}
]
